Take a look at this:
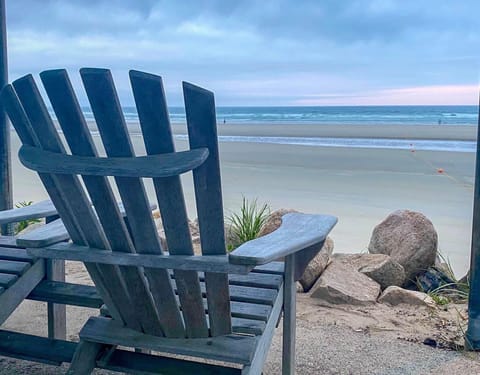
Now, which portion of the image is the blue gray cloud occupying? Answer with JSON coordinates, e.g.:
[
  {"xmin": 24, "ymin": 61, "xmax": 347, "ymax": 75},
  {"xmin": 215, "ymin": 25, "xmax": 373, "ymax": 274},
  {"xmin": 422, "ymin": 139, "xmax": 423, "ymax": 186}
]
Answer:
[{"xmin": 5, "ymin": 0, "xmax": 480, "ymax": 105}]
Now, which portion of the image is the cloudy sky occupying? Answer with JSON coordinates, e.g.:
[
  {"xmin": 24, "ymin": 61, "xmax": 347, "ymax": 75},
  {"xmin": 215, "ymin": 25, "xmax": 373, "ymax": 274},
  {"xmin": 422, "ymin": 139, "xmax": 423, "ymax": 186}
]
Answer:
[{"xmin": 5, "ymin": 0, "xmax": 480, "ymax": 106}]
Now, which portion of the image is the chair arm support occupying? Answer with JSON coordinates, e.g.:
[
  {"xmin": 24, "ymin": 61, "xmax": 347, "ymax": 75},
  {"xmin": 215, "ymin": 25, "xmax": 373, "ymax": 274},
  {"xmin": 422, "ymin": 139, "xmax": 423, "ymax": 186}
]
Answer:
[
  {"xmin": 0, "ymin": 200, "xmax": 57, "ymax": 225},
  {"xmin": 229, "ymin": 213, "xmax": 337, "ymax": 266},
  {"xmin": 27, "ymin": 243, "xmax": 254, "ymax": 274}
]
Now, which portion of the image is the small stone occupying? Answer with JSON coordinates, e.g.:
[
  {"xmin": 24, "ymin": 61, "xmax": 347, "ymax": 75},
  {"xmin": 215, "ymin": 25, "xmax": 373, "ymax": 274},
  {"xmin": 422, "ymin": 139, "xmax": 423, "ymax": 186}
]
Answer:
[
  {"xmin": 296, "ymin": 282, "xmax": 304, "ymax": 293},
  {"xmin": 310, "ymin": 261, "xmax": 381, "ymax": 305},
  {"xmin": 423, "ymin": 338, "xmax": 437, "ymax": 347},
  {"xmin": 416, "ymin": 267, "xmax": 456, "ymax": 293},
  {"xmin": 334, "ymin": 253, "xmax": 405, "ymax": 289},
  {"xmin": 378, "ymin": 286, "xmax": 435, "ymax": 307}
]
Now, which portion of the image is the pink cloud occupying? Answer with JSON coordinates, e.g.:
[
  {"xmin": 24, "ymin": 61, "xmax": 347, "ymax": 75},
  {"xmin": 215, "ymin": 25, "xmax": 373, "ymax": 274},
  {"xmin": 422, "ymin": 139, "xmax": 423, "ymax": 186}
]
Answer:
[{"xmin": 295, "ymin": 84, "xmax": 480, "ymax": 106}]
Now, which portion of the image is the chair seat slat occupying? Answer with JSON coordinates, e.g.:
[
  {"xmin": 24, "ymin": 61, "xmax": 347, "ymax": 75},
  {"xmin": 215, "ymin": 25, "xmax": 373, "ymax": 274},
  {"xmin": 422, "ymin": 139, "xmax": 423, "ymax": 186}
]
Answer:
[
  {"xmin": 0, "ymin": 247, "xmax": 34, "ymax": 262},
  {"xmin": 80, "ymin": 316, "xmax": 257, "ymax": 365},
  {"xmin": 170, "ymin": 270, "xmax": 284, "ymax": 290},
  {"xmin": 0, "ymin": 260, "xmax": 31, "ymax": 275},
  {"xmin": 0, "ymin": 273, "xmax": 17, "ymax": 287}
]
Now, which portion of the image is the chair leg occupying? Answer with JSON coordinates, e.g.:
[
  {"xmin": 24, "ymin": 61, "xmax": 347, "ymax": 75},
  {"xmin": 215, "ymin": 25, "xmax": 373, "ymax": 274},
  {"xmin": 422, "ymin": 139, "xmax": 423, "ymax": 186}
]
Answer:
[
  {"xmin": 67, "ymin": 340, "xmax": 103, "ymax": 375},
  {"xmin": 282, "ymin": 254, "xmax": 296, "ymax": 375},
  {"xmin": 47, "ymin": 259, "xmax": 66, "ymax": 340}
]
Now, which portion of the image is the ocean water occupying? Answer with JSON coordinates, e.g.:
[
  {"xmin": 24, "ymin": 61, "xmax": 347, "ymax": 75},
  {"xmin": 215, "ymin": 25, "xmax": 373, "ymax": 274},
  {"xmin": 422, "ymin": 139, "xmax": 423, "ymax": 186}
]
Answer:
[
  {"xmin": 66, "ymin": 105, "xmax": 480, "ymax": 152},
  {"xmin": 111, "ymin": 105, "xmax": 478, "ymax": 126}
]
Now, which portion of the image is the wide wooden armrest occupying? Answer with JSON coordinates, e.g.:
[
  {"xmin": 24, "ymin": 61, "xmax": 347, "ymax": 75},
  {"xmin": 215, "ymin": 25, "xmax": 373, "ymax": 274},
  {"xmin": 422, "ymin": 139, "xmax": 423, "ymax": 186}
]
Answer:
[
  {"xmin": 229, "ymin": 213, "xmax": 337, "ymax": 266},
  {"xmin": 26, "ymin": 243, "xmax": 253, "ymax": 274},
  {"xmin": 0, "ymin": 200, "xmax": 57, "ymax": 225},
  {"xmin": 16, "ymin": 201, "xmax": 157, "ymax": 248}
]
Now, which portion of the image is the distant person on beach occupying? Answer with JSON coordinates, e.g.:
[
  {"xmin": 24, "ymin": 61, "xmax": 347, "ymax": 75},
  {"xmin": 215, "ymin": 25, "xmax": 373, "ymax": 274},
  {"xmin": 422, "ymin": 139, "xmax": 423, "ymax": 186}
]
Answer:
[
  {"xmin": 438, "ymin": 118, "xmax": 442, "ymax": 125},
  {"xmin": 223, "ymin": 118, "xmax": 226, "ymax": 124}
]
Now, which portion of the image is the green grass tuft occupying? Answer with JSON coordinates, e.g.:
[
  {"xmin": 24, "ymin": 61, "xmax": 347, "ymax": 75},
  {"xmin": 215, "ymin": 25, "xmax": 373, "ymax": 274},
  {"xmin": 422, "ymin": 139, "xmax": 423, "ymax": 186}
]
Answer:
[{"xmin": 227, "ymin": 197, "xmax": 270, "ymax": 250}]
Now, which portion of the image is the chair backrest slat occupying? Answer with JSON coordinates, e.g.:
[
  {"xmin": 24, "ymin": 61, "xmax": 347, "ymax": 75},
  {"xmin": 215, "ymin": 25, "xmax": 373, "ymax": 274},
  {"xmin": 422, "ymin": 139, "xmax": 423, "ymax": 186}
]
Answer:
[
  {"xmin": 183, "ymin": 82, "xmax": 232, "ymax": 335},
  {"xmin": 80, "ymin": 68, "xmax": 185, "ymax": 338},
  {"xmin": 130, "ymin": 71, "xmax": 209, "ymax": 338},
  {"xmin": 40, "ymin": 69, "xmax": 167, "ymax": 336},
  {"xmin": 3, "ymin": 77, "xmax": 135, "ymax": 328},
  {"xmin": 3, "ymin": 69, "xmax": 235, "ymax": 339},
  {"xmin": 0, "ymin": 85, "xmax": 84, "ymax": 244}
]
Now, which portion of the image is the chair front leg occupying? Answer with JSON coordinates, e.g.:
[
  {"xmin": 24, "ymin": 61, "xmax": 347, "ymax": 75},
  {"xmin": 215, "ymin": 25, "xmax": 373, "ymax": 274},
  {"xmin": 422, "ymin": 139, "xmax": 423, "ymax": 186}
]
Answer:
[
  {"xmin": 46, "ymin": 258, "xmax": 66, "ymax": 339},
  {"xmin": 282, "ymin": 253, "xmax": 296, "ymax": 375}
]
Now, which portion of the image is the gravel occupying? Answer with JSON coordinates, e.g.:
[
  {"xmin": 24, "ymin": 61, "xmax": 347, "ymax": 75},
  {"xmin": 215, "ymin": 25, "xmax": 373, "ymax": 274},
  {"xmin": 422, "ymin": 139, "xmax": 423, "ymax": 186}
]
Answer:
[{"xmin": 1, "ymin": 314, "xmax": 479, "ymax": 374}]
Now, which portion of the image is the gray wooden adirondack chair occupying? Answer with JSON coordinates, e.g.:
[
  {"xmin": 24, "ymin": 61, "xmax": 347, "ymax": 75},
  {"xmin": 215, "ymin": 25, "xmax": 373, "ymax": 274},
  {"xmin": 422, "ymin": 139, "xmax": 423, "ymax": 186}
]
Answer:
[
  {"xmin": 0, "ymin": 200, "xmax": 67, "ymax": 338},
  {"xmin": 1, "ymin": 68, "xmax": 337, "ymax": 374}
]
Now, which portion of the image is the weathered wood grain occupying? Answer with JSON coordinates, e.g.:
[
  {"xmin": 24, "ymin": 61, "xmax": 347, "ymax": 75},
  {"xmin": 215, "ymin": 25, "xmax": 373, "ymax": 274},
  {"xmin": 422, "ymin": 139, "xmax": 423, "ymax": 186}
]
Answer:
[
  {"xmin": 0, "ymin": 260, "xmax": 44, "ymax": 324},
  {"xmin": 184, "ymin": 81, "xmax": 232, "ymax": 336},
  {"xmin": 282, "ymin": 254, "xmax": 296, "ymax": 375},
  {"xmin": 16, "ymin": 218, "xmax": 69, "ymax": 248},
  {"xmin": 28, "ymin": 280, "xmax": 102, "ymax": 308},
  {"xmin": 9, "ymin": 74, "xmax": 131, "ymax": 327},
  {"xmin": 46, "ymin": 258, "xmax": 66, "ymax": 340},
  {"xmin": 0, "ymin": 259, "xmax": 30, "ymax": 275},
  {"xmin": 19, "ymin": 144, "xmax": 209, "ymax": 178},
  {"xmin": 251, "ymin": 262, "xmax": 284, "ymax": 275},
  {"xmin": 0, "ymin": 199, "xmax": 56, "ymax": 225},
  {"xmin": 28, "ymin": 243, "xmax": 252, "ymax": 274},
  {"xmin": 0, "ymin": 329, "xmax": 76, "ymax": 365},
  {"xmin": 16, "ymin": 200, "xmax": 156, "ymax": 248},
  {"xmin": 230, "ymin": 213, "xmax": 337, "ymax": 266},
  {"xmin": 98, "ymin": 347, "xmax": 242, "ymax": 375},
  {"xmin": 81, "ymin": 316, "xmax": 257, "ymax": 365},
  {"xmin": 81, "ymin": 68, "xmax": 184, "ymax": 337},
  {"xmin": 241, "ymin": 284, "xmax": 284, "ymax": 374},
  {"xmin": 67, "ymin": 340, "xmax": 104, "ymax": 375},
  {"xmin": 42, "ymin": 68, "xmax": 166, "ymax": 334},
  {"xmin": 0, "ymin": 247, "xmax": 33, "ymax": 261},
  {"xmin": 131, "ymin": 70, "xmax": 208, "ymax": 338},
  {"xmin": 0, "ymin": 236, "xmax": 19, "ymax": 248},
  {"xmin": 0, "ymin": 272, "xmax": 17, "ymax": 287}
]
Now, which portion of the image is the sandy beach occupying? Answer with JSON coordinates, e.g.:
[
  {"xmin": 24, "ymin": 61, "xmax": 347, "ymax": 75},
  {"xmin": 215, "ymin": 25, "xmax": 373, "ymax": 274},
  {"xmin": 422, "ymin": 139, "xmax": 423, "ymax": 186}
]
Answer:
[
  {"xmin": 9, "ymin": 123, "xmax": 475, "ymax": 277},
  {"xmin": 2, "ymin": 122, "xmax": 480, "ymax": 373}
]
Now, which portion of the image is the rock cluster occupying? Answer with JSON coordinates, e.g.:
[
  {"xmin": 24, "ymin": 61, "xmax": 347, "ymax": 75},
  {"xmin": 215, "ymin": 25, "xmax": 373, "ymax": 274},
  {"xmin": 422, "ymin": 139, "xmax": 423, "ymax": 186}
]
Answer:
[
  {"xmin": 305, "ymin": 209, "xmax": 446, "ymax": 307},
  {"xmin": 154, "ymin": 207, "xmax": 450, "ymax": 309}
]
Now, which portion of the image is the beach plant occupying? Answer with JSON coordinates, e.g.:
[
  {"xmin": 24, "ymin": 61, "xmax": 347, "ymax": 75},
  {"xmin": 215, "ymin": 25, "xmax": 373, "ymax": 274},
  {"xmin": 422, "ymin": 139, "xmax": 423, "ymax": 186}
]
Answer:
[
  {"xmin": 14, "ymin": 201, "xmax": 41, "ymax": 234},
  {"xmin": 226, "ymin": 197, "xmax": 270, "ymax": 251}
]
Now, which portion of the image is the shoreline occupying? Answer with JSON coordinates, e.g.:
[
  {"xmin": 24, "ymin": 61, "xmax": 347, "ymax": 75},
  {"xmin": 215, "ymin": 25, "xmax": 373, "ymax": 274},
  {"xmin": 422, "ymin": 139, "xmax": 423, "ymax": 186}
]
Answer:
[
  {"xmin": 8, "ymin": 123, "xmax": 476, "ymax": 277},
  {"xmin": 85, "ymin": 122, "xmax": 478, "ymax": 141}
]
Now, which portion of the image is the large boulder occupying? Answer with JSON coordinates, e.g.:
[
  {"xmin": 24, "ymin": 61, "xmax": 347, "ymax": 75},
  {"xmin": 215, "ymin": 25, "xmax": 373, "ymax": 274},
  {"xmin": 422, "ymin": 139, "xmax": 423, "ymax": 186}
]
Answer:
[
  {"xmin": 310, "ymin": 261, "xmax": 381, "ymax": 305},
  {"xmin": 333, "ymin": 253, "xmax": 405, "ymax": 290},
  {"xmin": 298, "ymin": 237, "xmax": 334, "ymax": 292},
  {"xmin": 368, "ymin": 210, "xmax": 438, "ymax": 282},
  {"xmin": 378, "ymin": 286, "xmax": 435, "ymax": 307}
]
